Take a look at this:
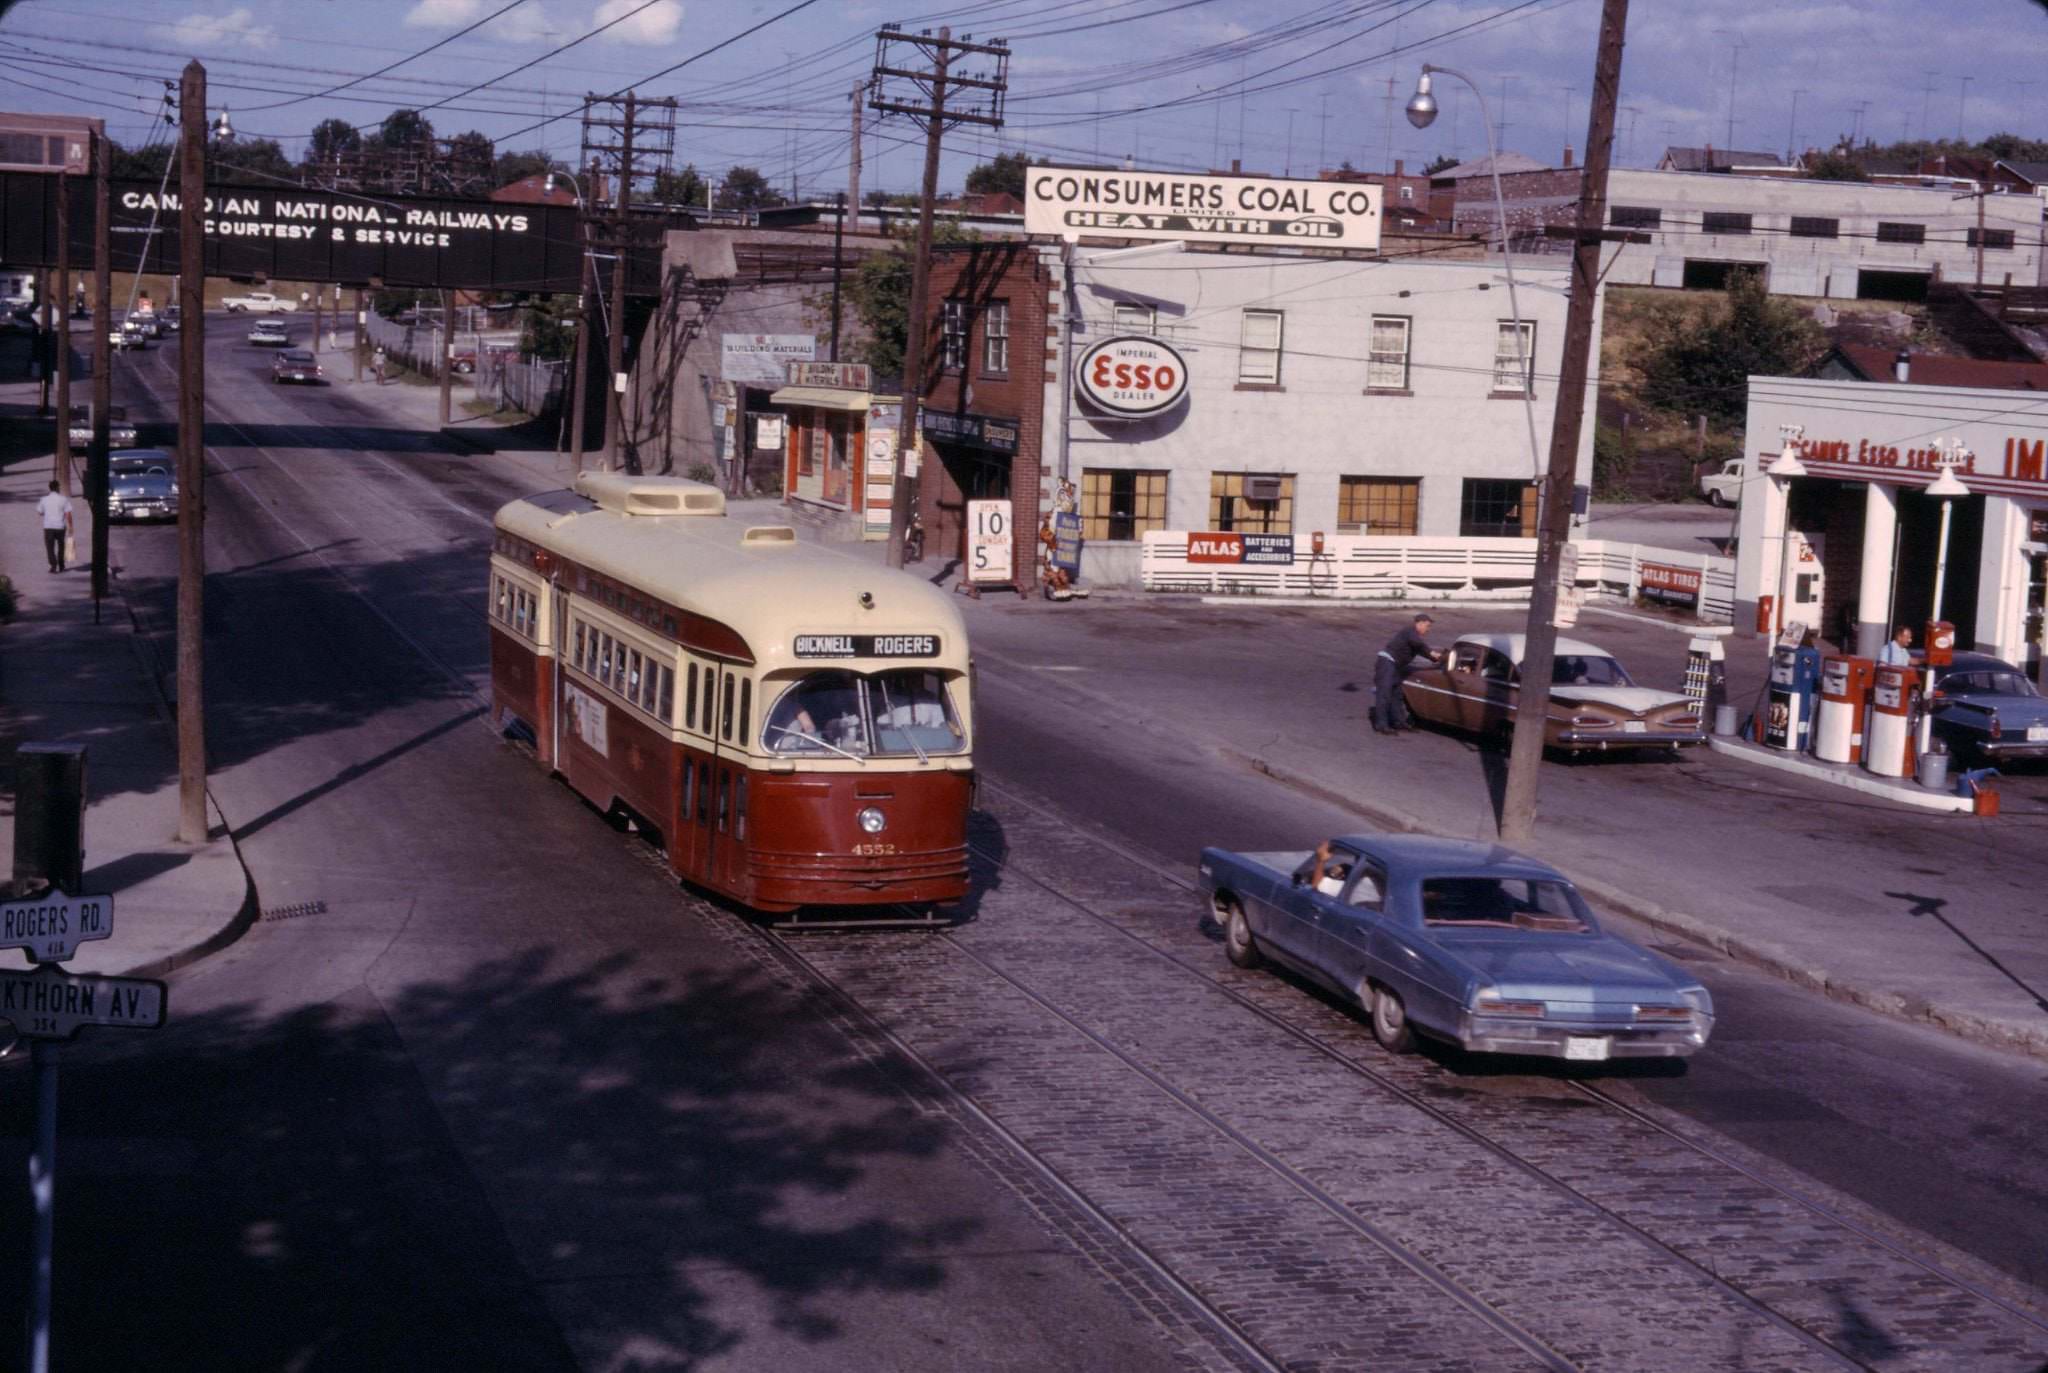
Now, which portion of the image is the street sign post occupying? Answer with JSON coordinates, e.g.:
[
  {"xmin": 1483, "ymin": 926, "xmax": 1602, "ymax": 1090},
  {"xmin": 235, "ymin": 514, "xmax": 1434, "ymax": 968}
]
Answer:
[
  {"xmin": 0, "ymin": 891, "xmax": 114, "ymax": 964},
  {"xmin": 0, "ymin": 964, "xmax": 165, "ymax": 1040}
]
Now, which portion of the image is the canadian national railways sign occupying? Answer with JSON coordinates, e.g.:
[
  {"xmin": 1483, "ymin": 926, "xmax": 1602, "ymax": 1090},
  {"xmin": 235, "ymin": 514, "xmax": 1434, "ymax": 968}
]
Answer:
[{"xmin": 1027, "ymin": 168, "xmax": 1381, "ymax": 250}]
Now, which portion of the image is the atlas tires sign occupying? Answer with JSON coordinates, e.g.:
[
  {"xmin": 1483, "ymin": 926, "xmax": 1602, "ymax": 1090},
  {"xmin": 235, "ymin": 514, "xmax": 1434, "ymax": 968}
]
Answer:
[{"xmin": 1077, "ymin": 334, "xmax": 1189, "ymax": 416}]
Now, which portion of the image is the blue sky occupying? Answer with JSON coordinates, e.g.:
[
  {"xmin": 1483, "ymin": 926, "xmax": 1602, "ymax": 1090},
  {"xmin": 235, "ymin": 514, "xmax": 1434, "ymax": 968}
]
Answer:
[{"xmin": 1, "ymin": 0, "xmax": 2044, "ymax": 197}]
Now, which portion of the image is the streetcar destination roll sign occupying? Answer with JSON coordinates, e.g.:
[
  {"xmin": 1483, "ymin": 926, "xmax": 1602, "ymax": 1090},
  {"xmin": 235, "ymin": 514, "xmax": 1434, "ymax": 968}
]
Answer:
[{"xmin": 793, "ymin": 634, "xmax": 941, "ymax": 659}]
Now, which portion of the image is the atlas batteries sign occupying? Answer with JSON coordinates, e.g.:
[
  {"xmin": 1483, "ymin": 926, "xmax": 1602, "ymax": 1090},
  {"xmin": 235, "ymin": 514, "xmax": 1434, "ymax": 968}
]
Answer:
[
  {"xmin": 1027, "ymin": 167, "xmax": 1381, "ymax": 249},
  {"xmin": 1076, "ymin": 334, "xmax": 1189, "ymax": 416}
]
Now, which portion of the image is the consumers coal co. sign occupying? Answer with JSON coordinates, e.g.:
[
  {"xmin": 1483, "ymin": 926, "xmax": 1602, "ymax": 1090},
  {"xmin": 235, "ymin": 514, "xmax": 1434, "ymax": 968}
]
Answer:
[{"xmin": 1027, "ymin": 167, "xmax": 1380, "ymax": 249}]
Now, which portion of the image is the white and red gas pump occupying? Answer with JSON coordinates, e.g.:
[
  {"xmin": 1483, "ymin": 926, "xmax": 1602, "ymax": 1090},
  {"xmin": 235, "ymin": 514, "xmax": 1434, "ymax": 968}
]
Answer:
[
  {"xmin": 1865, "ymin": 664, "xmax": 1917, "ymax": 777},
  {"xmin": 1814, "ymin": 655, "xmax": 1875, "ymax": 763}
]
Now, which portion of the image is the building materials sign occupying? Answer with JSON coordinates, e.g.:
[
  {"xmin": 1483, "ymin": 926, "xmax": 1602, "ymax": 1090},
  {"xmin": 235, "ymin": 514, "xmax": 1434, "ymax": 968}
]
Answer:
[
  {"xmin": 1027, "ymin": 167, "xmax": 1381, "ymax": 249},
  {"xmin": 723, "ymin": 334, "xmax": 816, "ymax": 386},
  {"xmin": 1077, "ymin": 335, "xmax": 1189, "ymax": 416},
  {"xmin": 786, "ymin": 361, "xmax": 871, "ymax": 390}
]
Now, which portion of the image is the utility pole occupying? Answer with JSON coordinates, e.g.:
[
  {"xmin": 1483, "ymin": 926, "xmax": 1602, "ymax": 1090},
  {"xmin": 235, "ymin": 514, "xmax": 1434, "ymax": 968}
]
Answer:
[
  {"xmin": 869, "ymin": 24, "xmax": 1010, "ymax": 568},
  {"xmin": 608, "ymin": 92, "xmax": 634, "ymax": 472},
  {"xmin": 1974, "ymin": 187, "xmax": 1987, "ymax": 291},
  {"xmin": 581, "ymin": 91, "xmax": 676, "ymax": 476},
  {"xmin": 849, "ymin": 79, "xmax": 865, "ymax": 214},
  {"xmin": 353, "ymin": 288, "xmax": 364, "ymax": 383},
  {"xmin": 569, "ymin": 157, "xmax": 597, "ymax": 474},
  {"xmin": 439, "ymin": 287, "xmax": 454, "ymax": 426},
  {"xmin": 176, "ymin": 61, "xmax": 209, "ymax": 847},
  {"xmin": 1499, "ymin": 0, "xmax": 1630, "ymax": 845},
  {"xmin": 90, "ymin": 129, "xmax": 111, "ymax": 614},
  {"xmin": 830, "ymin": 191, "xmax": 846, "ymax": 361},
  {"xmin": 53, "ymin": 166, "xmax": 72, "ymax": 499}
]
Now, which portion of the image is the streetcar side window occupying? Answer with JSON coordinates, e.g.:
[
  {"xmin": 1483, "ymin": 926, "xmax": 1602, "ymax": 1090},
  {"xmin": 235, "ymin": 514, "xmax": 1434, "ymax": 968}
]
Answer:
[
  {"xmin": 658, "ymin": 665, "xmax": 674, "ymax": 723},
  {"xmin": 685, "ymin": 662, "xmax": 699, "ymax": 731},
  {"xmin": 717, "ymin": 772, "xmax": 730, "ymax": 831},
  {"xmin": 494, "ymin": 577, "xmax": 508, "ymax": 622},
  {"xmin": 573, "ymin": 621, "xmax": 585, "ymax": 668},
  {"xmin": 735, "ymin": 775, "xmax": 747, "ymax": 842},
  {"xmin": 599, "ymin": 634, "xmax": 614, "ymax": 686},
  {"xmin": 738, "ymin": 680, "xmax": 751, "ymax": 748},
  {"xmin": 721, "ymin": 673, "xmax": 735, "ymax": 741},
  {"xmin": 628, "ymin": 649, "xmax": 643, "ymax": 704},
  {"xmin": 681, "ymin": 758, "xmax": 693, "ymax": 817}
]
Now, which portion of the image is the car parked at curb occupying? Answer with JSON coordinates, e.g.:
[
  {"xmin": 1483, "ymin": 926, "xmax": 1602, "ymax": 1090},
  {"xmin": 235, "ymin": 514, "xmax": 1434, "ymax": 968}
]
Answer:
[
  {"xmin": 111, "ymin": 321, "xmax": 148, "ymax": 350},
  {"xmin": 1698, "ymin": 458, "xmax": 1747, "ymax": 507},
  {"xmin": 107, "ymin": 451, "xmax": 178, "ymax": 522},
  {"xmin": 271, "ymin": 348, "xmax": 323, "ymax": 384},
  {"xmin": 1201, "ymin": 834, "xmax": 1714, "ymax": 1061},
  {"xmin": 1399, "ymin": 632, "xmax": 1704, "ymax": 754},
  {"xmin": 1928, "ymin": 652, "xmax": 2048, "ymax": 766},
  {"xmin": 248, "ymin": 318, "xmax": 290, "ymax": 346}
]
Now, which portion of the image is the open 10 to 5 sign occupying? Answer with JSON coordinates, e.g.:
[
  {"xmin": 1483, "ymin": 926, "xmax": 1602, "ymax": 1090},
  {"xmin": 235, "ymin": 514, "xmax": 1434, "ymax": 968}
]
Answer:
[{"xmin": 968, "ymin": 500, "xmax": 1015, "ymax": 584}]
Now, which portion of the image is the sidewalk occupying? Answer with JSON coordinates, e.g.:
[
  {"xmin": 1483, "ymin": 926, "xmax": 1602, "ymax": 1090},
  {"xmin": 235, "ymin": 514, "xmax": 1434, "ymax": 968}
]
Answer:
[{"xmin": 0, "ymin": 335, "xmax": 251, "ymax": 982}]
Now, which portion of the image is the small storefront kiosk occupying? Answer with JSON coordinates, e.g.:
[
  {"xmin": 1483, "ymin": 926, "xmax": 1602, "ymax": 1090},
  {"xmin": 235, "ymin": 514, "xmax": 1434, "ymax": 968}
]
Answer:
[{"xmin": 772, "ymin": 362, "xmax": 903, "ymax": 540}]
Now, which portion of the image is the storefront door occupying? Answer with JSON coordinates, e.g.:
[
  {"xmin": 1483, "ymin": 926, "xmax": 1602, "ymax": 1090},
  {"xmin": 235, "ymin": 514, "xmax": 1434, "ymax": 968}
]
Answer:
[{"xmin": 2028, "ymin": 551, "xmax": 2048, "ymax": 684}]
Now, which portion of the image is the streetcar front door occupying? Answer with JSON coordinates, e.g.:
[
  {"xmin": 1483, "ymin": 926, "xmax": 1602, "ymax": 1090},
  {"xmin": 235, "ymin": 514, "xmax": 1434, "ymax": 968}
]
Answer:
[{"xmin": 674, "ymin": 753, "xmax": 703, "ymax": 878}]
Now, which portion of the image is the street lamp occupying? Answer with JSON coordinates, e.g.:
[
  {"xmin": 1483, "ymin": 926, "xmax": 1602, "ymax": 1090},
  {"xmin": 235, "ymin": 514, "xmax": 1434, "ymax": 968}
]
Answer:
[
  {"xmin": 1406, "ymin": 65, "xmax": 1544, "ymax": 487},
  {"xmin": 1764, "ymin": 425, "xmax": 1808, "ymax": 638},
  {"xmin": 1921, "ymin": 438, "xmax": 1971, "ymax": 753},
  {"xmin": 211, "ymin": 109, "xmax": 232, "ymax": 142}
]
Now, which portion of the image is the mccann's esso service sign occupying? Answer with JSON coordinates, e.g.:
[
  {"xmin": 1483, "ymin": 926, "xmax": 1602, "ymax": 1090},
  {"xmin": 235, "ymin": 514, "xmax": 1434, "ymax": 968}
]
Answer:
[{"xmin": 1077, "ymin": 335, "xmax": 1190, "ymax": 416}]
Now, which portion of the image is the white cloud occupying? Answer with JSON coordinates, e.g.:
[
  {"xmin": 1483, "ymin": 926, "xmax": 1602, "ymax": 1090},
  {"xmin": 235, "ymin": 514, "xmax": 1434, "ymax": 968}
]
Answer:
[
  {"xmin": 405, "ymin": 0, "xmax": 560, "ymax": 41},
  {"xmin": 404, "ymin": 0, "xmax": 486, "ymax": 28},
  {"xmin": 171, "ymin": 7, "xmax": 277, "ymax": 51},
  {"xmin": 594, "ymin": 0, "xmax": 683, "ymax": 45}
]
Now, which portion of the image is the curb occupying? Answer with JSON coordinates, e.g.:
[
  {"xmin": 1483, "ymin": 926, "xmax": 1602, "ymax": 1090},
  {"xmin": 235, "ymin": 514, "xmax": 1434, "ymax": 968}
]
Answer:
[
  {"xmin": 1225, "ymin": 747, "xmax": 2048, "ymax": 1063},
  {"xmin": 1707, "ymin": 735, "xmax": 1975, "ymax": 813}
]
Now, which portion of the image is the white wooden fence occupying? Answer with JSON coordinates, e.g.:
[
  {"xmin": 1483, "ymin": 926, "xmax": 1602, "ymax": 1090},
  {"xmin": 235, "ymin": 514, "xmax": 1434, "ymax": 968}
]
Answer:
[{"xmin": 1139, "ymin": 532, "xmax": 1735, "ymax": 623}]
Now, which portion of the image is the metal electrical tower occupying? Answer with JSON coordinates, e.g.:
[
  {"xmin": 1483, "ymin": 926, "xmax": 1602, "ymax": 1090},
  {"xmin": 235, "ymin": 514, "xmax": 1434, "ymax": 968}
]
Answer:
[
  {"xmin": 581, "ymin": 91, "xmax": 679, "ymax": 472},
  {"xmin": 868, "ymin": 24, "xmax": 1010, "ymax": 568}
]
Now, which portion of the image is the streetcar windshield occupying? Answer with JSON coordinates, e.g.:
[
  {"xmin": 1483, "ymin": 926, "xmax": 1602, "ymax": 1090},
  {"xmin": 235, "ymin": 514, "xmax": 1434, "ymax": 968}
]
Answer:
[{"xmin": 765, "ymin": 670, "xmax": 964, "ymax": 757}]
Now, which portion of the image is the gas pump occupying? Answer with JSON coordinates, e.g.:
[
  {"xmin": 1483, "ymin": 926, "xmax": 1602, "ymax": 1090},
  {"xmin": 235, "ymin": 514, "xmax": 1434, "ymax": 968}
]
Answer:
[
  {"xmin": 1865, "ymin": 664, "xmax": 1917, "ymax": 777},
  {"xmin": 1763, "ymin": 643, "xmax": 1822, "ymax": 751},
  {"xmin": 1814, "ymin": 656, "xmax": 1875, "ymax": 763},
  {"xmin": 1683, "ymin": 636, "xmax": 1727, "ymax": 732},
  {"xmin": 1774, "ymin": 529, "xmax": 1825, "ymax": 635}
]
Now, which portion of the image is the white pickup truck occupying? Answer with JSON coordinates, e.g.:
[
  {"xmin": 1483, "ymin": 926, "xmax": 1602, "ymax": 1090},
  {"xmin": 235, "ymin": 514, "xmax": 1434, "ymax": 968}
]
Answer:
[{"xmin": 221, "ymin": 291, "xmax": 295, "ymax": 314}]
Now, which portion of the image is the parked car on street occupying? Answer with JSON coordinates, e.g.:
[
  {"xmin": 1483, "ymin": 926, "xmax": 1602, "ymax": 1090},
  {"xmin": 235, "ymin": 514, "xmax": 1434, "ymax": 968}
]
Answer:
[
  {"xmin": 271, "ymin": 348, "xmax": 323, "ymax": 384},
  {"xmin": 1201, "ymin": 834, "xmax": 1714, "ymax": 1060},
  {"xmin": 67, "ymin": 404, "xmax": 138, "ymax": 449},
  {"xmin": 449, "ymin": 347, "xmax": 477, "ymax": 375},
  {"xmin": 1698, "ymin": 458, "xmax": 1747, "ymax": 507},
  {"xmin": 222, "ymin": 291, "xmax": 294, "ymax": 314},
  {"xmin": 248, "ymin": 318, "xmax": 290, "ymax": 346},
  {"xmin": 107, "ymin": 451, "xmax": 178, "ymax": 522},
  {"xmin": 1399, "ymin": 633, "xmax": 1704, "ymax": 754},
  {"xmin": 161, "ymin": 306, "xmax": 182, "ymax": 332},
  {"xmin": 1928, "ymin": 652, "xmax": 2048, "ymax": 766},
  {"xmin": 132, "ymin": 312, "xmax": 163, "ymax": 339}
]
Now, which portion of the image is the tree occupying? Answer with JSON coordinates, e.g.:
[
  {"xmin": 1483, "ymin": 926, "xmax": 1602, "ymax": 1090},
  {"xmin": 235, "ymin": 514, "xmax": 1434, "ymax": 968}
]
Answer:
[
  {"xmin": 651, "ymin": 164, "xmax": 707, "ymax": 207},
  {"xmin": 110, "ymin": 139, "xmax": 171, "ymax": 182},
  {"xmin": 308, "ymin": 118, "xmax": 360, "ymax": 166},
  {"xmin": 494, "ymin": 148, "xmax": 559, "ymax": 187},
  {"xmin": 521, "ymin": 294, "xmax": 578, "ymax": 360},
  {"xmin": 212, "ymin": 136, "xmax": 297, "ymax": 187},
  {"xmin": 843, "ymin": 221, "xmax": 976, "ymax": 377},
  {"xmin": 1421, "ymin": 154, "xmax": 1458, "ymax": 176},
  {"xmin": 380, "ymin": 109, "xmax": 434, "ymax": 150},
  {"xmin": 965, "ymin": 150, "xmax": 1036, "ymax": 198},
  {"xmin": 1639, "ymin": 272, "xmax": 1824, "ymax": 424},
  {"xmin": 1805, "ymin": 151, "xmax": 1870, "ymax": 182},
  {"xmin": 716, "ymin": 165, "xmax": 784, "ymax": 211}
]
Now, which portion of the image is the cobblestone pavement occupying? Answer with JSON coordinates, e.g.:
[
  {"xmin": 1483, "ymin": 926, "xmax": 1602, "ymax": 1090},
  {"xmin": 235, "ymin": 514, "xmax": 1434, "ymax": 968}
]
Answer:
[{"xmin": 666, "ymin": 785, "xmax": 2048, "ymax": 1373}]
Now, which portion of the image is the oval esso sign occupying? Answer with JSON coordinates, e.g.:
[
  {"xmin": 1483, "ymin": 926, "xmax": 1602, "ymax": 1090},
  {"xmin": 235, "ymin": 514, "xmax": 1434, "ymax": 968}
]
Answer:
[{"xmin": 1077, "ymin": 335, "xmax": 1190, "ymax": 416}]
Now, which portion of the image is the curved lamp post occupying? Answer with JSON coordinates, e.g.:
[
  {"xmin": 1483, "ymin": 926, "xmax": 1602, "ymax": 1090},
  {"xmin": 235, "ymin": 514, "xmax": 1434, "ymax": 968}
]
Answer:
[
  {"xmin": 1921, "ymin": 439, "xmax": 1971, "ymax": 754},
  {"xmin": 1407, "ymin": 66, "xmax": 1544, "ymax": 489}
]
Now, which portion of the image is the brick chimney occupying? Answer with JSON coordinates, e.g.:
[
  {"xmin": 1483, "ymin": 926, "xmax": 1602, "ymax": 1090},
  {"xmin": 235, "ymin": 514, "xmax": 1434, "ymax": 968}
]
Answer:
[
  {"xmin": 1231, "ymin": 158, "xmax": 1241, "ymax": 175},
  {"xmin": 1562, "ymin": 146, "xmax": 1575, "ymax": 168},
  {"xmin": 1393, "ymin": 158, "xmax": 1404, "ymax": 176}
]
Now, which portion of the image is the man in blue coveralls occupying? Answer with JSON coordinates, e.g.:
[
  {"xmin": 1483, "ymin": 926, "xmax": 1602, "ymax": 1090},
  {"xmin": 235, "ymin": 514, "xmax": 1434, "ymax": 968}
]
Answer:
[{"xmin": 1372, "ymin": 613, "xmax": 1440, "ymax": 735}]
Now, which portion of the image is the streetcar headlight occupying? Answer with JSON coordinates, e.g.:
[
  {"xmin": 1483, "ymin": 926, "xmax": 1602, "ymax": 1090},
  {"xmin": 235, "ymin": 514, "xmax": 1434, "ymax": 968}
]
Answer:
[{"xmin": 857, "ymin": 807, "xmax": 886, "ymax": 834}]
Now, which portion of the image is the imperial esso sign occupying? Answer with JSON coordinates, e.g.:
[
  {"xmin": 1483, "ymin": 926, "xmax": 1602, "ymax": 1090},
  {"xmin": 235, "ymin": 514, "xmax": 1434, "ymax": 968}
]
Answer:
[{"xmin": 1077, "ymin": 335, "xmax": 1190, "ymax": 416}]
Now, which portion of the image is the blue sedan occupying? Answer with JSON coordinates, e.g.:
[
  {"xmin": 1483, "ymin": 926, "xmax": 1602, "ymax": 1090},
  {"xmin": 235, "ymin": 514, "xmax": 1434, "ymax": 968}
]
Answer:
[
  {"xmin": 1199, "ymin": 834, "xmax": 1713, "ymax": 1061},
  {"xmin": 1929, "ymin": 652, "xmax": 2048, "ymax": 765}
]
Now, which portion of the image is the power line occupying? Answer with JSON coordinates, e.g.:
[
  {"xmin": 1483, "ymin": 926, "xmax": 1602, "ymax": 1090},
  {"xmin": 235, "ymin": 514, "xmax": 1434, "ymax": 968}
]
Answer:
[{"xmin": 236, "ymin": 0, "xmax": 533, "ymax": 113}]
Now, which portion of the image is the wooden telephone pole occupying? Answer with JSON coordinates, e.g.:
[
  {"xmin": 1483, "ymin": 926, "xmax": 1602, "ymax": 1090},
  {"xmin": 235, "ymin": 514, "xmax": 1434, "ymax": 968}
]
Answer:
[
  {"xmin": 869, "ymin": 25, "xmax": 1010, "ymax": 568},
  {"xmin": 580, "ymin": 91, "xmax": 677, "ymax": 475},
  {"xmin": 1498, "ymin": 0, "xmax": 1630, "ymax": 845},
  {"xmin": 90, "ymin": 130, "xmax": 112, "ymax": 613},
  {"xmin": 53, "ymin": 166, "xmax": 72, "ymax": 498},
  {"xmin": 175, "ymin": 61, "xmax": 209, "ymax": 845}
]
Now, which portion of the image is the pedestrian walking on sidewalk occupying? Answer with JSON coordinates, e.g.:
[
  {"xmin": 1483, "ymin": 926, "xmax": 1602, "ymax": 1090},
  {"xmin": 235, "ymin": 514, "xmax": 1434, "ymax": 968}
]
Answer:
[
  {"xmin": 1372, "ymin": 613, "xmax": 1440, "ymax": 735},
  {"xmin": 37, "ymin": 481, "xmax": 73, "ymax": 572},
  {"xmin": 373, "ymin": 346, "xmax": 387, "ymax": 385}
]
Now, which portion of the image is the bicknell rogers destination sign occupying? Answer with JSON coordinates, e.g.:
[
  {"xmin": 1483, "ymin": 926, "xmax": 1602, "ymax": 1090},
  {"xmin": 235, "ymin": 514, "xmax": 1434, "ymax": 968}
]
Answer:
[{"xmin": 794, "ymin": 635, "xmax": 941, "ymax": 659}]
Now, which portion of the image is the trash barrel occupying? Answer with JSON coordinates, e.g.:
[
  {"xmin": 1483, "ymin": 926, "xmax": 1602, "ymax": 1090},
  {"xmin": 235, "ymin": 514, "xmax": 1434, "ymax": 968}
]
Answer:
[{"xmin": 1917, "ymin": 744, "xmax": 1951, "ymax": 791}]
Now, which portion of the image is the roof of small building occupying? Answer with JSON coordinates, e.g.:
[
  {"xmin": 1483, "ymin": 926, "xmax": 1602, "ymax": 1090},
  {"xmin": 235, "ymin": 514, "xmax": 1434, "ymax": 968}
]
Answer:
[
  {"xmin": 1660, "ymin": 146, "xmax": 1791, "ymax": 172},
  {"xmin": 1433, "ymin": 151, "xmax": 1549, "ymax": 180},
  {"xmin": 1827, "ymin": 343, "xmax": 2048, "ymax": 392},
  {"xmin": 2000, "ymin": 160, "xmax": 2048, "ymax": 186}
]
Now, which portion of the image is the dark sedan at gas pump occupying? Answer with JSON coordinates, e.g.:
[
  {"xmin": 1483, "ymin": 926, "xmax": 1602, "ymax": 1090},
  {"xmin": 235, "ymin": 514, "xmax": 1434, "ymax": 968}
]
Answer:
[{"xmin": 1927, "ymin": 652, "xmax": 2048, "ymax": 766}]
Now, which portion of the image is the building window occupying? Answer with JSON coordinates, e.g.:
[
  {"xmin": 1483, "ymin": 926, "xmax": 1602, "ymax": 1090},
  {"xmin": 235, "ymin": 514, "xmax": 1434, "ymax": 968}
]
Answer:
[
  {"xmin": 1112, "ymin": 302, "xmax": 1156, "ymax": 335},
  {"xmin": 1789, "ymin": 216, "xmax": 1839, "ymax": 239},
  {"xmin": 1238, "ymin": 309, "xmax": 1284, "ymax": 386},
  {"xmin": 1399, "ymin": 184, "xmax": 1414, "ymax": 202},
  {"xmin": 1876, "ymin": 221, "xmax": 1925, "ymax": 244},
  {"xmin": 1610, "ymin": 205, "xmax": 1661, "ymax": 229},
  {"xmin": 1460, "ymin": 479, "xmax": 1538, "ymax": 537},
  {"xmin": 1968, "ymin": 227, "xmax": 2017, "ymax": 250},
  {"xmin": 983, "ymin": 300, "xmax": 1010, "ymax": 373},
  {"xmin": 941, "ymin": 299, "xmax": 967, "ymax": 369},
  {"xmin": 1493, "ymin": 320, "xmax": 1535, "ymax": 395},
  {"xmin": 1081, "ymin": 468, "xmax": 1168, "ymax": 542},
  {"xmin": 1367, "ymin": 315, "xmax": 1411, "ymax": 391},
  {"xmin": 1337, "ymin": 477, "xmax": 1420, "ymax": 534},
  {"xmin": 1702, "ymin": 211, "xmax": 1752, "ymax": 235},
  {"xmin": 1208, "ymin": 472, "xmax": 1294, "ymax": 535}
]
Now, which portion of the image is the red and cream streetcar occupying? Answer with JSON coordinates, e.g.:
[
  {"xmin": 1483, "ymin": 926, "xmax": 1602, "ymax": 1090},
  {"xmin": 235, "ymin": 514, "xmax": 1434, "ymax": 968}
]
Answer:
[{"xmin": 489, "ymin": 473, "xmax": 974, "ymax": 912}]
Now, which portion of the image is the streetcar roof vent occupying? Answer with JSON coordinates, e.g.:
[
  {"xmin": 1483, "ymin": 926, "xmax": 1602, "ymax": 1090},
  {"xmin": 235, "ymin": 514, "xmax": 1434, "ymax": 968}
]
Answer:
[
  {"xmin": 741, "ymin": 525, "xmax": 798, "ymax": 547},
  {"xmin": 573, "ymin": 471, "xmax": 726, "ymax": 518}
]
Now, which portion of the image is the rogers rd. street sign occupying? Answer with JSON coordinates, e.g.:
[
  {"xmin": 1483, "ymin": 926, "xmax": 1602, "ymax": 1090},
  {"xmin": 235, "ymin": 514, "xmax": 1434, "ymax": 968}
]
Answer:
[
  {"xmin": 0, "ymin": 964, "xmax": 165, "ymax": 1040},
  {"xmin": 0, "ymin": 891, "xmax": 114, "ymax": 963}
]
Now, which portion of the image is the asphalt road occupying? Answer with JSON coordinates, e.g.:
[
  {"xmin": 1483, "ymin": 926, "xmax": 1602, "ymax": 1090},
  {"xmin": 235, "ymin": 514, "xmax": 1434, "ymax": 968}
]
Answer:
[{"xmin": 6, "ymin": 316, "xmax": 2040, "ymax": 1368}]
